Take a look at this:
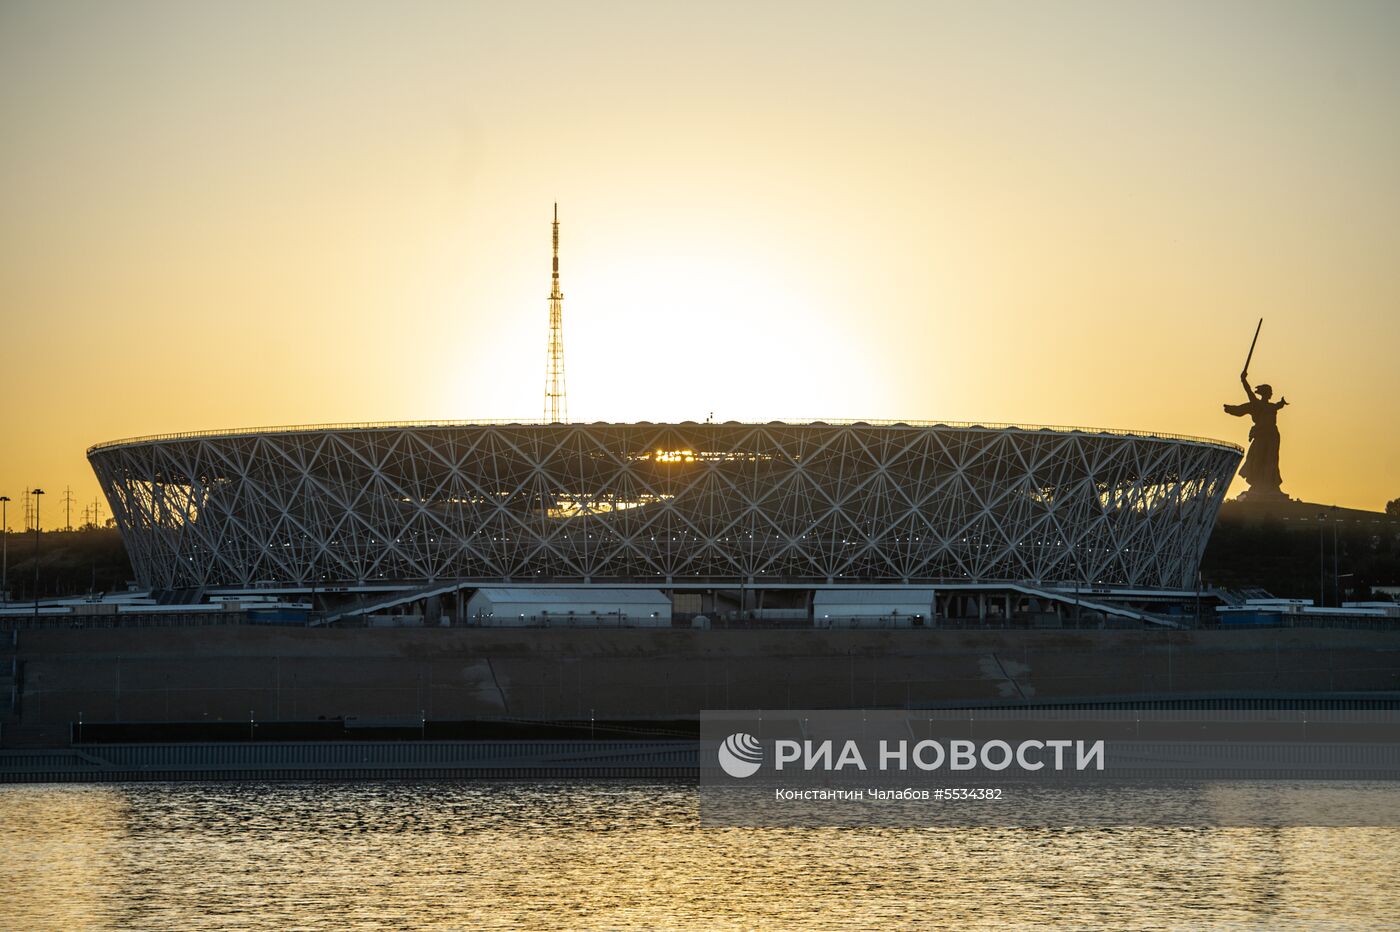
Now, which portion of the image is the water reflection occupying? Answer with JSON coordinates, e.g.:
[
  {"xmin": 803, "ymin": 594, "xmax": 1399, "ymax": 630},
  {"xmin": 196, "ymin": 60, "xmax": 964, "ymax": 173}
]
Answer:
[{"xmin": 2, "ymin": 782, "xmax": 1398, "ymax": 929}]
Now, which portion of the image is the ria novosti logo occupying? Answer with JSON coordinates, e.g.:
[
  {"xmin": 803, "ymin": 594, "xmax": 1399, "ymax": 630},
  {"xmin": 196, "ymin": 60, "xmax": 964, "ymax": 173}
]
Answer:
[
  {"xmin": 715, "ymin": 732, "xmax": 1107, "ymax": 779},
  {"xmin": 717, "ymin": 732, "xmax": 764, "ymax": 778}
]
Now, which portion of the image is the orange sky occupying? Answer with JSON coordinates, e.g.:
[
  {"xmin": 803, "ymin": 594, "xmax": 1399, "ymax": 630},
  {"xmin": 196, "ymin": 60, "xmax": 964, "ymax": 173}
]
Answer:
[{"xmin": 1, "ymin": 0, "xmax": 1398, "ymax": 524}]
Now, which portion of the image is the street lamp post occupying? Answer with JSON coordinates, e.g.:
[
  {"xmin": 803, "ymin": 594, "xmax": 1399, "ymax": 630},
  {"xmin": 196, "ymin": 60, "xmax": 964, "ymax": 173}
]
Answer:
[
  {"xmin": 1317, "ymin": 512, "xmax": 1326, "ymax": 607},
  {"xmin": 32, "ymin": 488, "xmax": 45, "ymax": 621},
  {"xmin": 1332, "ymin": 506, "xmax": 1341, "ymax": 606},
  {"xmin": 0, "ymin": 495, "xmax": 9, "ymax": 604}
]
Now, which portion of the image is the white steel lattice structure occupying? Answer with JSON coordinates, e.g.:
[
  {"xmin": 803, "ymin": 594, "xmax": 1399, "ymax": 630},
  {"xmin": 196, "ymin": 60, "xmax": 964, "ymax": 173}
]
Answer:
[{"xmin": 87, "ymin": 421, "xmax": 1241, "ymax": 591}]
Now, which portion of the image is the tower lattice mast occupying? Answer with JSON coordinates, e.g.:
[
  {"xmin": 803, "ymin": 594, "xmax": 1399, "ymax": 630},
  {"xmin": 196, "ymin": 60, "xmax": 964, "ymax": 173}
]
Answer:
[{"xmin": 544, "ymin": 202, "xmax": 568, "ymax": 423}]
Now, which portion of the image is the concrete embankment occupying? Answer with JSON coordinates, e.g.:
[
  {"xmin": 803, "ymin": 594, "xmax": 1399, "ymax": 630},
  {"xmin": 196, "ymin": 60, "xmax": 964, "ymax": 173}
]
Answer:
[
  {"xmin": 0, "ymin": 740, "xmax": 696, "ymax": 783},
  {"xmin": 4, "ymin": 626, "xmax": 1399, "ymax": 750}
]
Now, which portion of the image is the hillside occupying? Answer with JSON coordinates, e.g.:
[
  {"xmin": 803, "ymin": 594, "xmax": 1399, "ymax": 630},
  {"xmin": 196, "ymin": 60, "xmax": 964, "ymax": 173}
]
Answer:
[
  {"xmin": 2, "ymin": 528, "xmax": 134, "ymax": 601},
  {"xmin": 1200, "ymin": 499, "xmax": 1400, "ymax": 602}
]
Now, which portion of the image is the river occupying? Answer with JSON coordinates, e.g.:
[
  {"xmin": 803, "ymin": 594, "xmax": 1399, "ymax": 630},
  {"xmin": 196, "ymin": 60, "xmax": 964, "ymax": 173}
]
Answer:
[{"xmin": 3, "ymin": 781, "xmax": 1398, "ymax": 929}]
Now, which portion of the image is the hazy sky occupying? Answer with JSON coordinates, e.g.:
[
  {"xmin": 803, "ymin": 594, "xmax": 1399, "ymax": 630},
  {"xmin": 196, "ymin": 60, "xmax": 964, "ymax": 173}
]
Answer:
[{"xmin": 1, "ymin": 0, "xmax": 1398, "ymax": 523}]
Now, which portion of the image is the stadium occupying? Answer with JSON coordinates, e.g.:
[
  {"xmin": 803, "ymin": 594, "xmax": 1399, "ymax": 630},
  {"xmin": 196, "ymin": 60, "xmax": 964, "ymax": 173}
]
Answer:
[
  {"xmin": 8, "ymin": 414, "xmax": 1387, "ymax": 760},
  {"xmin": 87, "ymin": 419, "xmax": 1241, "ymax": 623}
]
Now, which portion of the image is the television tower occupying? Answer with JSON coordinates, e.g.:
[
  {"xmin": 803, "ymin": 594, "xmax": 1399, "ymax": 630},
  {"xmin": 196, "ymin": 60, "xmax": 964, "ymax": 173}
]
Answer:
[{"xmin": 544, "ymin": 202, "xmax": 568, "ymax": 423}]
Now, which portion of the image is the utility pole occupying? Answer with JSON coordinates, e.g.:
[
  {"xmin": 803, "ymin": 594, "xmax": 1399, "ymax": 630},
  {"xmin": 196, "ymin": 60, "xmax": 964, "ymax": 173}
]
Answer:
[
  {"xmin": 1195, "ymin": 569, "xmax": 1202, "ymax": 629},
  {"xmin": 544, "ymin": 203, "xmax": 568, "ymax": 424},
  {"xmin": 62, "ymin": 485, "xmax": 74, "ymax": 532}
]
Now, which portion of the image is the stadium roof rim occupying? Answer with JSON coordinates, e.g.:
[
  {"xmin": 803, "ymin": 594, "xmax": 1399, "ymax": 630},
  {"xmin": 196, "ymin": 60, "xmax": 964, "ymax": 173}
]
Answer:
[{"xmin": 87, "ymin": 418, "xmax": 1243, "ymax": 455}]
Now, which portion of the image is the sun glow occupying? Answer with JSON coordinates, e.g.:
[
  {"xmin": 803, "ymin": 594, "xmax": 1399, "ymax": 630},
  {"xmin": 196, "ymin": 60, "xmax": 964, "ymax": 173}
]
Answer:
[{"xmin": 1, "ymin": 3, "xmax": 1398, "ymax": 512}]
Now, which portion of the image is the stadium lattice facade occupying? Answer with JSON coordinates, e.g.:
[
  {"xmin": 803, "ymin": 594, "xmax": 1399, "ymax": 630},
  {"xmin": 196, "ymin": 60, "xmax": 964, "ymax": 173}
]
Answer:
[{"xmin": 88, "ymin": 421, "xmax": 1240, "ymax": 591}]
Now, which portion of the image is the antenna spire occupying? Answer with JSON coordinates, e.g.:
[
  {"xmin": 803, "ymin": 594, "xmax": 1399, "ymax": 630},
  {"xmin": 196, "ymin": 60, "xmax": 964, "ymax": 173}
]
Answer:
[{"xmin": 545, "ymin": 202, "xmax": 568, "ymax": 423}]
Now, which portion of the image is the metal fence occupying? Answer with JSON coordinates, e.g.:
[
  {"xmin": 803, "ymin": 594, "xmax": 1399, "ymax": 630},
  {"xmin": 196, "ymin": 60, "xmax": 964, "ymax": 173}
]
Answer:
[
  {"xmin": 0, "ymin": 611, "xmax": 318, "ymax": 632},
  {"xmin": 1, "ymin": 610, "xmax": 1394, "ymax": 633}
]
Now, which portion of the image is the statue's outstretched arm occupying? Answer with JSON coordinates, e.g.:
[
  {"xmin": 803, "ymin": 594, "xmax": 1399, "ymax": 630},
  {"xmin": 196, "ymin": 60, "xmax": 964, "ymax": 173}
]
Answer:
[{"xmin": 1240, "ymin": 372, "xmax": 1254, "ymax": 398}]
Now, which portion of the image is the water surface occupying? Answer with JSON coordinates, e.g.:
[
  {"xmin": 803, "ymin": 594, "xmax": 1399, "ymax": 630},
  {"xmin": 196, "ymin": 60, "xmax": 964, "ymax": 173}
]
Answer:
[{"xmin": 3, "ymin": 781, "xmax": 1398, "ymax": 929}]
